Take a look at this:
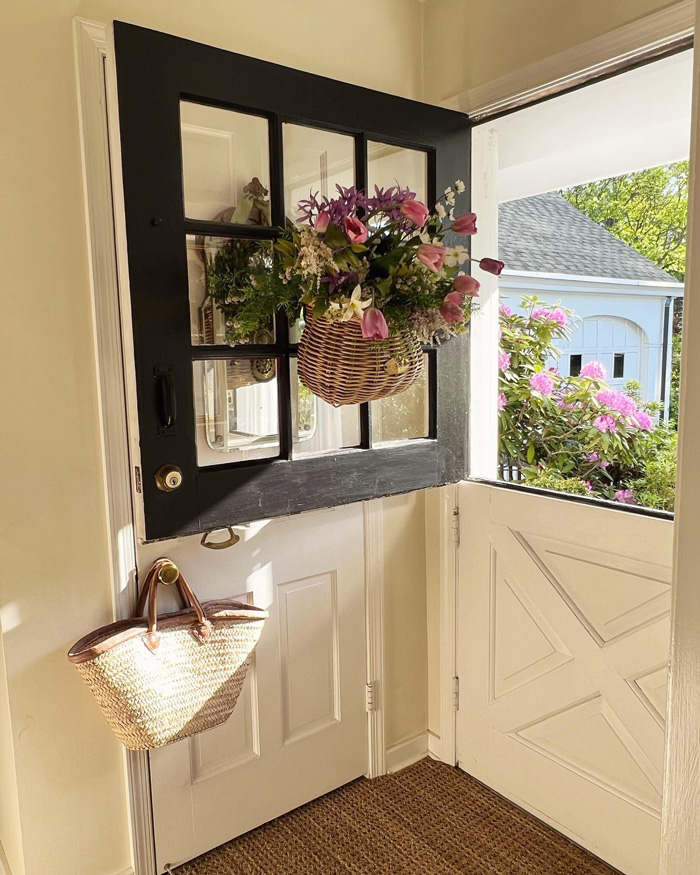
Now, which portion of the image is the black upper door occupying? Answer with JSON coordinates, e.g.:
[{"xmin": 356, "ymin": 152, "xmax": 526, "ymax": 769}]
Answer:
[{"xmin": 113, "ymin": 21, "xmax": 472, "ymax": 541}]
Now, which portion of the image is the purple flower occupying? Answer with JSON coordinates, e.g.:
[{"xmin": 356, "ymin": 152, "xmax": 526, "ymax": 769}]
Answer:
[
  {"xmin": 497, "ymin": 392, "xmax": 507, "ymax": 412},
  {"xmin": 587, "ymin": 452, "xmax": 599, "ymax": 462},
  {"xmin": 450, "ymin": 212, "xmax": 478, "ymax": 235},
  {"xmin": 584, "ymin": 481, "xmax": 593, "ymax": 493},
  {"xmin": 593, "ymin": 414, "xmax": 617, "ymax": 433},
  {"xmin": 579, "ymin": 360, "xmax": 607, "ymax": 380},
  {"xmin": 532, "ymin": 306, "xmax": 569, "ymax": 328},
  {"xmin": 479, "ymin": 258, "xmax": 505, "ymax": 276},
  {"xmin": 498, "ymin": 350, "xmax": 511, "ymax": 371},
  {"xmin": 530, "ymin": 372, "xmax": 554, "ymax": 396},
  {"xmin": 635, "ymin": 410, "xmax": 655, "ymax": 431},
  {"xmin": 500, "ymin": 305, "xmax": 513, "ymax": 317},
  {"xmin": 614, "ymin": 489, "xmax": 635, "ymax": 505}
]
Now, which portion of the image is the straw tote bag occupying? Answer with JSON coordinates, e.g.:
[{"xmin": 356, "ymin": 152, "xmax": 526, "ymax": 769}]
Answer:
[{"xmin": 68, "ymin": 558, "xmax": 268, "ymax": 750}]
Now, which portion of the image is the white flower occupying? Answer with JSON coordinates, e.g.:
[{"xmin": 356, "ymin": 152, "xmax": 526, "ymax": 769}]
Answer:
[
  {"xmin": 419, "ymin": 230, "xmax": 432, "ymax": 244},
  {"xmin": 448, "ymin": 209, "xmax": 455, "ymax": 221},
  {"xmin": 443, "ymin": 245, "xmax": 469, "ymax": 268},
  {"xmin": 435, "ymin": 202, "xmax": 447, "ymax": 219},
  {"xmin": 444, "ymin": 186, "xmax": 452, "ymax": 197},
  {"xmin": 340, "ymin": 284, "xmax": 371, "ymax": 321},
  {"xmin": 455, "ymin": 179, "xmax": 465, "ymax": 193},
  {"xmin": 445, "ymin": 190, "xmax": 456, "ymax": 206}
]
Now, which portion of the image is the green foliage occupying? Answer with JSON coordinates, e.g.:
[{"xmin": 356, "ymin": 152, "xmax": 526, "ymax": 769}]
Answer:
[
  {"xmin": 561, "ymin": 162, "xmax": 688, "ymax": 281},
  {"xmin": 499, "ymin": 298, "xmax": 676, "ymax": 511},
  {"xmin": 521, "ymin": 473, "xmax": 593, "ymax": 497}
]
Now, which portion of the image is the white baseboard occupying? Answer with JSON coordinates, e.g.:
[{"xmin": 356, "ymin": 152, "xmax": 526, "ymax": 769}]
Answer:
[
  {"xmin": 385, "ymin": 732, "xmax": 429, "ymax": 773},
  {"xmin": 427, "ymin": 730, "xmax": 442, "ymax": 761}
]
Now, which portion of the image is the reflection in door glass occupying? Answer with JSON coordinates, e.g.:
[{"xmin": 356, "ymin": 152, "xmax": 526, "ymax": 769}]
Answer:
[
  {"xmin": 368, "ymin": 141, "xmax": 427, "ymax": 203},
  {"xmin": 193, "ymin": 359, "xmax": 280, "ymax": 466},
  {"xmin": 180, "ymin": 101, "xmax": 271, "ymax": 225},
  {"xmin": 291, "ymin": 358, "xmax": 361, "ymax": 456},
  {"xmin": 371, "ymin": 355, "xmax": 430, "ymax": 443}
]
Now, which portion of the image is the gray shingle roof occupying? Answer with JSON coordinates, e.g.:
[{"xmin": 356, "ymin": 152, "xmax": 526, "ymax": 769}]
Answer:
[{"xmin": 498, "ymin": 191, "xmax": 676, "ymax": 283}]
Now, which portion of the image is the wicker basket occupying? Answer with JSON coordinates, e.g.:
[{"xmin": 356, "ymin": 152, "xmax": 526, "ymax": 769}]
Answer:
[
  {"xmin": 68, "ymin": 558, "xmax": 267, "ymax": 750},
  {"xmin": 298, "ymin": 314, "xmax": 423, "ymax": 406}
]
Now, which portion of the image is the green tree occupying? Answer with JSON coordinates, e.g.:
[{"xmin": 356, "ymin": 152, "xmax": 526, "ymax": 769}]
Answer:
[{"xmin": 561, "ymin": 162, "xmax": 688, "ymax": 281}]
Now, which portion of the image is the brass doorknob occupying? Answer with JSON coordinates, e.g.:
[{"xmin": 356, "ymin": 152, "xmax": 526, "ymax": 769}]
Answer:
[{"xmin": 155, "ymin": 465, "xmax": 183, "ymax": 492}]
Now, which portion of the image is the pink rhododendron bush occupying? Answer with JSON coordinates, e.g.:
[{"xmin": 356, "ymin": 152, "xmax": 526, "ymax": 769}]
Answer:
[{"xmin": 499, "ymin": 297, "xmax": 677, "ymax": 512}]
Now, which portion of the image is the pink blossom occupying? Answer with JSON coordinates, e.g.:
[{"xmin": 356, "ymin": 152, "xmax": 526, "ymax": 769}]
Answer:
[
  {"xmin": 615, "ymin": 489, "xmax": 635, "ymax": 505},
  {"xmin": 497, "ymin": 326, "xmax": 502, "ymax": 341},
  {"xmin": 314, "ymin": 210, "xmax": 330, "ymax": 233},
  {"xmin": 584, "ymin": 481, "xmax": 593, "ymax": 493},
  {"xmin": 587, "ymin": 452, "xmax": 599, "ymax": 462},
  {"xmin": 498, "ymin": 350, "xmax": 511, "ymax": 371},
  {"xmin": 454, "ymin": 273, "xmax": 480, "ymax": 297},
  {"xmin": 635, "ymin": 410, "xmax": 655, "ymax": 431},
  {"xmin": 531, "ymin": 306, "xmax": 569, "ymax": 328},
  {"xmin": 579, "ymin": 360, "xmax": 607, "ymax": 380},
  {"xmin": 596, "ymin": 389, "xmax": 637, "ymax": 417},
  {"xmin": 529, "ymin": 372, "xmax": 554, "ymax": 396},
  {"xmin": 498, "ymin": 392, "xmax": 507, "ymax": 412},
  {"xmin": 441, "ymin": 292, "xmax": 465, "ymax": 324},
  {"xmin": 417, "ymin": 243, "xmax": 446, "ymax": 273},
  {"xmin": 343, "ymin": 215, "xmax": 368, "ymax": 244},
  {"xmin": 400, "ymin": 199, "xmax": 430, "ymax": 228},
  {"xmin": 479, "ymin": 258, "xmax": 505, "ymax": 276},
  {"xmin": 450, "ymin": 212, "xmax": 478, "ymax": 235},
  {"xmin": 361, "ymin": 307, "xmax": 389, "ymax": 340},
  {"xmin": 593, "ymin": 414, "xmax": 617, "ymax": 433},
  {"xmin": 500, "ymin": 305, "xmax": 513, "ymax": 317}
]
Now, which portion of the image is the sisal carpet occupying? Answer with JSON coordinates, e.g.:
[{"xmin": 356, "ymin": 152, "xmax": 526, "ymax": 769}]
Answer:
[{"xmin": 174, "ymin": 758, "xmax": 617, "ymax": 874}]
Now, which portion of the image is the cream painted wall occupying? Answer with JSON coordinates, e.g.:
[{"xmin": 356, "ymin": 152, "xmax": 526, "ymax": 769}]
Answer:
[
  {"xmin": 423, "ymin": 0, "xmax": 685, "ymax": 104},
  {"xmin": 382, "ymin": 492, "xmax": 429, "ymax": 749},
  {"xmin": 0, "ymin": 3, "xmax": 424, "ymax": 874}
]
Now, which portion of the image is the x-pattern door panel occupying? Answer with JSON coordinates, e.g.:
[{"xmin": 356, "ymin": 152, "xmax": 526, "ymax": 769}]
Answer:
[{"xmin": 459, "ymin": 483, "xmax": 672, "ymax": 875}]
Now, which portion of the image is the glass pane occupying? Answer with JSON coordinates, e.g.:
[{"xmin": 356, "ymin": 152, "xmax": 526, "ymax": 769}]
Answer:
[
  {"xmin": 371, "ymin": 354, "xmax": 430, "ymax": 443},
  {"xmin": 186, "ymin": 236, "xmax": 275, "ymax": 346},
  {"xmin": 180, "ymin": 101, "xmax": 271, "ymax": 225},
  {"xmin": 193, "ymin": 359, "xmax": 279, "ymax": 466},
  {"xmin": 291, "ymin": 359, "xmax": 361, "ymax": 456},
  {"xmin": 368, "ymin": 141, "xmax": 427, "ymax": 203},
  {"xmin": 283, "ymin": 124, "xmax": 355, "ymax": 223}
]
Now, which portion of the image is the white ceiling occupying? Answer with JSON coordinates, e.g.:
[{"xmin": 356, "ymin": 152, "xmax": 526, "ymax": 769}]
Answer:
[{"xmin": 483, "ymin": 50, "xmax": 693, "ymax": 203}]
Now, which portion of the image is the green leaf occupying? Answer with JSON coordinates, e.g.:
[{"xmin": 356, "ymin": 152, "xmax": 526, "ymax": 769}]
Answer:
[
  {"xmin": 324, "ymin": 222, "xmax": 348, "ymax": 249},
  {"xmin": 527, "ymin": 444, "xmax": 535, "ymax": 464}
]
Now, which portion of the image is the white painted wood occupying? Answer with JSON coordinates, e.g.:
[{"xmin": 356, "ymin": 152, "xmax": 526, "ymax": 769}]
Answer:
[
  {"xmin": 73, "ymin": 18, "xmax": 155, "ymax": 875},
  {"xmin": 448, "ymin": 0, "xmax": 694, "ymax": 117},
  {"xmin": 364, "ymin": 500, "xmax": 386, "ymax": 778},
  {"xmin": 143, "ymin": 506, "xmax": 368, "ymax": 872},
  {"xmin": 660, "ymin": 8, "xmax": 700, "ymax": 872},
  {"xmin": 385, "ymin": 732, "xmax": 428, "ymax": 773},
  {"xmin": 468, "ymin": 126, "xmax": 499, "ymax": 480},
  {"xmin": 458, "ymin": 482, "xmax": 673, "ymax": 875}
]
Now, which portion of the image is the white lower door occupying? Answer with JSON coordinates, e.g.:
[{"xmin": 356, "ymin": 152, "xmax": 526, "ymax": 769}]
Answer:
[
  {"xmin": 140, "ymin": 504, "xmax": 368, "ymax": 871},
  {"xmin": 458, "ymin": 482, "xmax": 672, "ymax": 875}
]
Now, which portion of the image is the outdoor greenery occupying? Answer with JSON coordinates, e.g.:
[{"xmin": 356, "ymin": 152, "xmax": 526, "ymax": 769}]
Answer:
[
  {"xmin": 498, "ymin": 298, "xmax": 677, "ymax": 511},
  {"xmin": 561, "ymin": 162, "xmax": 688, "ymax": 281}
]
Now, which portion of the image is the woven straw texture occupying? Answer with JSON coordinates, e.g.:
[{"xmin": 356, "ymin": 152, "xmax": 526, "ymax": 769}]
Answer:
[
  {"xmin": 75, "ymin": 619, "xmax": 263, "ymax": 750},
  {"xmin": 174, "ymin": 758, "xmax": 617, "ymax": 874},
  {"xmin": 298, "ymin": 314, "xmax": 423, "ymax": 406}
]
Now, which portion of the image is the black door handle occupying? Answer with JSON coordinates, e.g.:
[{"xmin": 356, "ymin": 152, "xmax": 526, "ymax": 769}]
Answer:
[{"xmin": 155, "ymin": 367, "xmax": 177, "ymax": 433}]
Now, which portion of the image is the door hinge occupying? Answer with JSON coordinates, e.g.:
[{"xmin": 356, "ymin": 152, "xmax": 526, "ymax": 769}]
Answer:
[
  {"xmin": 452, "ymin": 676, "xmax": 460, "ymax": 711},
  {"xmin": 366, "ymin": 681, "xmax": 377, "ymax": 712},
  {"xmin": 451, "ymin": 508, "xmax": 460, "ymax": 546}
]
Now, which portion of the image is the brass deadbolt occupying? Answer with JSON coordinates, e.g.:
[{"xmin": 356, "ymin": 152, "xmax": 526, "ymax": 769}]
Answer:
[{"xmin": 155, "ymin": 465, "xmax": 183, "ymax": 492}]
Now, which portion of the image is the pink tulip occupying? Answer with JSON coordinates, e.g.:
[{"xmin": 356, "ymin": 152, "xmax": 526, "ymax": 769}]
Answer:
[
  {"xmin": 441, "ymin": 292, "xmax": 465, "ymax": 324},
  {"xmin": 400, "ymin": 199, "xmax": 430, "ymax": 228},
  {"xmin": 343, "ymin": 215, "xmax": 368, "ymax": 244},
  {"xmin": 479, "ymin": 257, "xmax": 505, "ymax": 276},
  {"xmin": 454, "ymin": 274, "xmax": 480, "ymax": 297},
  {"xmin": 362, "ymin": 307, "xmax": 389, "ymax": 340},
  {"xmin": 450, "ymin": 212, "xmax": 477, "ymax": 235},
  {"xmin": 314, "ymin": 210, "xmax": 330, "ymax": 232},
  {"xmin": 416, "ymin": 243, "xmax": 446, "ymax": 273}
]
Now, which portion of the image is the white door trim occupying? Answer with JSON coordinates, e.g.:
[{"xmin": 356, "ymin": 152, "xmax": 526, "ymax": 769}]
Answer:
[
  {"xmin": 448, "ymin": 0, "xmax": 694, "ymax": 118},
  {"xmin": 73, "ymin": 18, "xmax": 154, "ymax": 875},
  {"xmin": 74, "ymin": 19, "xmax": 389, "ymax": 872},
  {"xmin": 660, "ymin": 10, "xmax": 700, "ymax": 872}
]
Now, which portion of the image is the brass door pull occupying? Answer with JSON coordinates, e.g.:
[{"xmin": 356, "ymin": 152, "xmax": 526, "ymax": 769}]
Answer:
[{"xmin": 200, "ymin": 527, "xmax": 240, "ymax": 550}]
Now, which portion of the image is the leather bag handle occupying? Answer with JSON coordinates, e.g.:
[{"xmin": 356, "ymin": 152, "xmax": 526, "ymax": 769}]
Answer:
[{"xmin": 136, "ymin": 558, "xmax": 212, "ymax": 652}]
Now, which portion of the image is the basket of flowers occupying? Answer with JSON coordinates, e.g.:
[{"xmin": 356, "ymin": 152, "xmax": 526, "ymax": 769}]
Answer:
[{"xmin": 205, "ymin": 182, "xmax": 503, "ymax": 406}]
